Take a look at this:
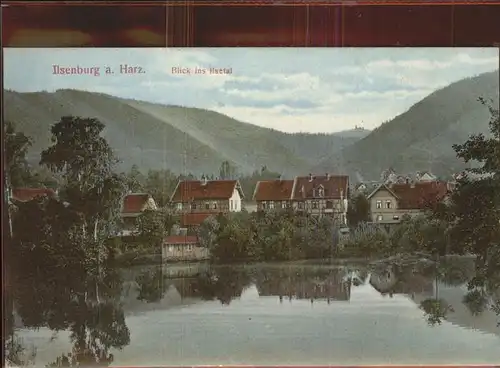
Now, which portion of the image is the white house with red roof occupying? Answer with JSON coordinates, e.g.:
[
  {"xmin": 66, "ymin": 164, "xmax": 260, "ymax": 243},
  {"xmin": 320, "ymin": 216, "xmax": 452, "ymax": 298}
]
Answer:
[{"xmin": 169, "ymin": 176, "xmax": 245, "ymax": 227}]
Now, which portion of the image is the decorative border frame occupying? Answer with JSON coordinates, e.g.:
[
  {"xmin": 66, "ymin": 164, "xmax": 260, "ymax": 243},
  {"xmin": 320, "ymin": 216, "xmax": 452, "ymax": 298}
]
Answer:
[{"xmin": 2, "ymin": 1, "xmax": 499, "ymax": 368}]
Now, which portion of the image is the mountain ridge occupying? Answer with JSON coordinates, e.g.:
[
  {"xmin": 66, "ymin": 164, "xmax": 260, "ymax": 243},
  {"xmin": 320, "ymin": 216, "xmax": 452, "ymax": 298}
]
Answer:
[
  {"xmin": 313, "ymin": 69, "xmax": 499, "ymax": 180},
  {"xmin": 4, "ymin": 89, "xmax": 369, "ymax": 176},
  {"xmin": 4, "ymin": 69, "xmax": 498, "ymax": 180}
]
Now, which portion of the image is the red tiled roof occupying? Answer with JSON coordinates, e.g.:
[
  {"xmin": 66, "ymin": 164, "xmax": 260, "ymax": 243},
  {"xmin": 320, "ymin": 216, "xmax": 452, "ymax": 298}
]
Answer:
[
  {"xmin": 11, "ymin": 188, "xmax": 56, "ymax": 202},
  {"xmin": 391, "ymin": 181, "xmax": 449, "ymax": 210},
  {"xmin": 122, "ymin": 193, "xmax": 151, "ymax": 214},
  {"xmin": 292, "ymin": 175, "xmax": 349, "ymax": 200},
  {"xmin": 164, "ymin": 235, "xmax": 198, "ymax": 245},
  {"xmin": 181, "ymin": 212, "xmax": 215, "ymax": 226},
  {"xmin": 171, "ymin": 180, "xmax": 243, "ymax": 201},
  {"xmin": 253, "ymin": 180, "xmax": 294, "ymax": 201}
]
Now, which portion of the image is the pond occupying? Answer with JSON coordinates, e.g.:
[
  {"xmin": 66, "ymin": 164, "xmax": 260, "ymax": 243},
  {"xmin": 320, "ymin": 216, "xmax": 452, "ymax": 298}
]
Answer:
[{"xmin": 6, "ymin": 258, "xmax": 500, "ymax": 366}]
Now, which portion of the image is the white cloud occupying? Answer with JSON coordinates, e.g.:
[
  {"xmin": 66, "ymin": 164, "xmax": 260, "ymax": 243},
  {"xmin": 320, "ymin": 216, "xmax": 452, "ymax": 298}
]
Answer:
[{"xmin": 3, "ymin": 47, "xmax": 498, "ymax": 133}]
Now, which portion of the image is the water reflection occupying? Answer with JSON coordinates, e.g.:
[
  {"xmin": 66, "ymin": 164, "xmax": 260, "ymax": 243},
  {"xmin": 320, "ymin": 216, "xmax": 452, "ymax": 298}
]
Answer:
[
  {"xmin": 7, "ymin": 265, "xmax": 130, "ymax": 367},
  {"xmin": 6, "ymin": 257, "xmax": 500, "ymax": 366},
  {"xmin": 255, "ymin": 267, "xmax": 352, "ymax": 303},
  {"xmin": 369, "ymin": 256, "xmax": 499, "ymax": 329}
]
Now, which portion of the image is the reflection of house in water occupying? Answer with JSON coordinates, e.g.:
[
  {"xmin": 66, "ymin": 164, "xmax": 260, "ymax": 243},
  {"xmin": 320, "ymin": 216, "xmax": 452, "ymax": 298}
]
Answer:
[
  {"xmin": 256, "ymin": 269, "xmax": 351, "ymax": 302},
  {"xmin": 369, "ymin": 266, "xmax": 434, "ymax": 298},
  {"xmin": 161, "ymin": 262, "xmax": 209, "ymax": 279}
]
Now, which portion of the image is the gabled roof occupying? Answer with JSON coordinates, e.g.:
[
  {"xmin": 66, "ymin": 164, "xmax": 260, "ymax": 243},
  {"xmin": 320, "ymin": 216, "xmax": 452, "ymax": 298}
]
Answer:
[
  {"xmin": 252, "ymin": 180, "xmax": 294, "ymax": 201},
  {"xmin": 355, "ymin": 181, "xmax": 382, "ymax": 192},
  {"xmin": 292, "ymin": 175, "xmax": 349, "ymax": 200},
  {"xmin": 181, "ymin": 213, "xmax": 215, "ymax": 227},
  {"xmin": 11, "ymin": 188, "xmax": 56, "ymax": 202},
  {"xmin": 164, "ymin": 235, "xmax": 198, "ymax": 245},
  {"xmin": 391, "ymin": 181, "xmax": 449, "ymax": 210},
  {"xmin": 366, "ymin": 183, "xmax": 399, "ymax": 200},
  {"xmin": 170, "ymin": 180, "xmax": 244, "ymax": 202},
  {"xmin": 367, "ymin": 181, "xmax": 449, "ymax": 210},
  {"xmin": 122, "ymin": 193, "xmax": 154, "ymax": 214}
]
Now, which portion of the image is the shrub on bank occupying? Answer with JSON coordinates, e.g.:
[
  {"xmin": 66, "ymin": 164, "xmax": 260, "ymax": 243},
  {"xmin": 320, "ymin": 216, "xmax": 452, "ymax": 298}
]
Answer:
[{"xmin": 197, "ymin": 210, "xmax": 337, "ymax": 263}]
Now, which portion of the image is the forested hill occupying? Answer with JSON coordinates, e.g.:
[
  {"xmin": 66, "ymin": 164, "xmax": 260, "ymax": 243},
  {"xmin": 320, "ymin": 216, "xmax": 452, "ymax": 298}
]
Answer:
[
  {"xmin": 313, "ymin": 70, "xmax": 499, "ymax": 181},
  {"xmin": 4, "ymin": 89, "xmax": 369, "ymax": 177}
]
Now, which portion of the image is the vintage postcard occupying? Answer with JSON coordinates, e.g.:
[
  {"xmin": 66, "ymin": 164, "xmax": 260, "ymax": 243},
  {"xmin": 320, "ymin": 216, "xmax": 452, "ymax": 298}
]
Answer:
[{"xmin": 3, "ymin": 47, "xmax": 500, "ymax": 366}]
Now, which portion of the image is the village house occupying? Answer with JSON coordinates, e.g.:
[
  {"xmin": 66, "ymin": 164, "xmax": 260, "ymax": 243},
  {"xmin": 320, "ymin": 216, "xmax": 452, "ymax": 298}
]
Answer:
[
  {"xmin": 253, "ymin": 174, "xmax": 349, "ymax": 224},
  {"xmin": 366, "ymin": 180, "xmax": 449, "ymax": 225},
  {"xmin": 252, "ymin": 178, "xmax": 294, "ymax": 211},
  {"xmin": 120, "ymin": 193, "xmax": 158, "ymax": 236},
  {"xmin": 169, "ymin": 175, "xmax": 245, "ymax": 228},
  {"xmin": 10, "ymin": 188, "xmax": 57, "ymax": 203},
  {"xmin": 162, "ymin": 235, "xmax": 209, "ymax": 262},
  {"xmin": 353, "ymin": 181, "xmax": 380, "ymax": 195},
  {"xmin": 416, "ymin": 171, "xmax": 438, "ymax": 182},
  {"xmin": 292, "ymin": 174, "xmax": 349, "ymax": 225}
]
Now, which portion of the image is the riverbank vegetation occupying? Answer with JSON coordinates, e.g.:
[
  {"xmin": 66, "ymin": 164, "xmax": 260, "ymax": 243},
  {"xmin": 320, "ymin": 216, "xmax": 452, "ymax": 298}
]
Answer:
[{"xmin": 197, "ymin": 210, "xmax": 337, "ymax": 263}]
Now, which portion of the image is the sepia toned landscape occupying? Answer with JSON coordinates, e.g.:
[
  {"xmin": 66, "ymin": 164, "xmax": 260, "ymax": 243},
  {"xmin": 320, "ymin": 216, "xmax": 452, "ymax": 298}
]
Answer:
[{"xmin": 3, "ymin": 47, "xmax": 500, "ymax": 366}]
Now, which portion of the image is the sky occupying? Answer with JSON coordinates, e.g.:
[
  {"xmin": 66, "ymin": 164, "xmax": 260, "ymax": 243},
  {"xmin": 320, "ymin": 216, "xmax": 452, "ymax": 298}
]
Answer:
[{"xmin": 3, "ymin": 47, "xmax": 499, "ymax": 133}]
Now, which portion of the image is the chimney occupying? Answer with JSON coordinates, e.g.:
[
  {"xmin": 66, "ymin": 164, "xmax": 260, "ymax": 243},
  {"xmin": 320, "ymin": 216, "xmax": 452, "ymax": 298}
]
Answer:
[
  {"xmin": 326, "ymin": 173, "xmax": 330, "ymax": 181},
  {"xmin": 201, "ymin": 175, "xmax": 208, "ymax": 186},
  {"xmin": 308, "ymin": 173, "xmax": 313, "ymax": 182},
  {"xmin": 405, "ymin": 177, "xmax": 410, "ymax": 184},
  {"xmin": 278, "ymin": 174, "xmax": 282, "ymax": 181}
]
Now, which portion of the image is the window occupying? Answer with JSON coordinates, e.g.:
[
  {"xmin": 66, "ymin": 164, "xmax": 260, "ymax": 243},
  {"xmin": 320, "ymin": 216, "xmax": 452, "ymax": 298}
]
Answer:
[
  {"xmin": 312, "ymin": 201, "xmax": 318, "ymax": 209},
  {"xmin": 393, "ymin": 215, "xmax": 400, "ymax": 220},
  {"xmin": 281, "ymin": 201, "xmax": 287, "ymax": 209},
  {"xmin": 262, "ymin": 201, "xmax": 267, "ymax": 209},
  {"xmin": 212, "ymin": 202, "xmax": 217, "ymax": 210},
  {"xmin": 298, "ymin": 202, "xmax": 304, "ymax": 209},
  {"xmin": 376, "ymin": 200, "xmax": 382, "ymax": 209},
  {"xmin": 191, "ymin": 203, "xmax": 197, "ymax": 210},
  {"xmin": 377, "ymin": 215, "xmax": 383, "ymax": 222},
  {"xmin": 326, "ymin": 200, "xmax": 333, "ymax": 209},
  {"xmin": 269, "ymin": 201, "xmax": 275, "ymax": 209},
  {"xmin": 230, "ymin": 200, "xmax": 234, "ymax": 210},
  {"xmin": 168, "ymin": 246, "xmax": 173, "ymax": 252},
  {"xmin": 385, "ymin": 200, "xmax": 392, "ymax": 209},
  {"xmin": 205, "ymin": 202, "xmax": 210, "ymax": 210},
  {"xmin": 176, "ymin": 203, "xmax": 182, "ymax": 210},
  {"xmin": 318, "ymin": 186, "xmax": 324, "ymax": 197}
]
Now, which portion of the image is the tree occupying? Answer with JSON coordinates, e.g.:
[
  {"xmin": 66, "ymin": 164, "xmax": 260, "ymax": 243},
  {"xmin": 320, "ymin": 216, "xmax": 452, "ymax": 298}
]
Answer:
[
  {"xmin": 143, "ymin": 169, "xmax": 178, "ymax": 207},
  {"xmin": 219, "ymin": 160, "xmax": 237, "ymax": 180},
  {"xmin": 135, "ymin": 208, "xmax": 175, "ymax": 249},
  {"xmin": 446, "ymin": 99, "xmax": 499, "ymax": 270},
  {"xmin": 40, "ymin": 116, "xmax": 126, "ymax": 269},
  {"xmin": 4, "ymin": 121, "xmax": 33, "ymax": 188},
  {"xmin": 347, "ymin": 193, "xmax": 370, "ymax": 227},
  {"xmin": 125, "ymin": 164, "xmax": 145, "ymax": 192}
]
